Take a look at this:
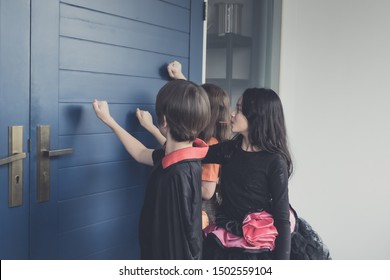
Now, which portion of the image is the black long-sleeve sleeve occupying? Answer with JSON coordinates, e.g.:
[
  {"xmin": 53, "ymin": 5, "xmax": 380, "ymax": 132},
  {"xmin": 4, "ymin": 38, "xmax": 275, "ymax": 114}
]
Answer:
[{"xmin": 268, "ymin": 155, "xmax": 291, "ymax": 260}]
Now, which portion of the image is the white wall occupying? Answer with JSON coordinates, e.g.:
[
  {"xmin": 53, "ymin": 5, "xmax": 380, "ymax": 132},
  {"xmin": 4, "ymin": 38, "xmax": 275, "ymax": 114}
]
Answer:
[{"xmin": 279, "ymin": 0, "xmax": 390, "ymax": 259}]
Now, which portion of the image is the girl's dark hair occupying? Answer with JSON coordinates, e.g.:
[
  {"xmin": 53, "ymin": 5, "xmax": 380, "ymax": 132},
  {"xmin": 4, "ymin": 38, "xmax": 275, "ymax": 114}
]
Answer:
[
  {"xmin": 156, "ymin": 80, "xmax": 210, "ymax": 142},
  {"xmin": 199, "ymin": 83, "xmax": 231, "ymax": 143},
  {"xmin": 241, "ymin": 88, "xmax": 293, "ymax": 177}
]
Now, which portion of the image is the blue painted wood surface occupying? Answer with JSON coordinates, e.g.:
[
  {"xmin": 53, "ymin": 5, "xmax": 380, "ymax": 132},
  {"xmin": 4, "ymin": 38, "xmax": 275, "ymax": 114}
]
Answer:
[
  {"xmin": 61, "ymin": 0, "xmax": 191, "ymax": 32},
  {"xmin": 29, "ymin": 0, "xmax": 61, "ymax": 260},
  {"xmin": 0, "ymin": 0, "xmax": 30, "ymax": 260},
  {"xmin": 60, "ymin": 3, "xmax": 190, "ymax": 57},
  {"xmin": 58, "ymin": 161, "xmax": 150, "ymax": 200}
]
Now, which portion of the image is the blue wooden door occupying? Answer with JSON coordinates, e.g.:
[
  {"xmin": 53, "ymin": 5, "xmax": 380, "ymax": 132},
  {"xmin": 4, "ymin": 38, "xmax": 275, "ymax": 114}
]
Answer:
[
  {"xmin": 1, "ymin": 0, "xmax": 204, "ymax": 259},
  {"xmin": 0, "ymin": 0, "xmax": 30, "ymax": 259}
]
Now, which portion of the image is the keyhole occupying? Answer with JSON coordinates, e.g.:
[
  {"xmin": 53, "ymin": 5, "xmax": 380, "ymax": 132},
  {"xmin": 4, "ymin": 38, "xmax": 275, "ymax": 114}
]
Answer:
[{"xmin": 15, "ymin": 175, "xmax": 20, "ymax": 184}]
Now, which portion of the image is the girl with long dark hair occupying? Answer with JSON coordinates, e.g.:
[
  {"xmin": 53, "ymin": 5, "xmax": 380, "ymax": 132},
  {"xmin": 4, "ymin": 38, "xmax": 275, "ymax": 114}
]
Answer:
[
  {"xmin": 203, "ymin": 88, "xmax": 331, "ymax": 260},
  {"xmin": 202, "ymin": 88, "xmax": 293, "ymax": 259}
]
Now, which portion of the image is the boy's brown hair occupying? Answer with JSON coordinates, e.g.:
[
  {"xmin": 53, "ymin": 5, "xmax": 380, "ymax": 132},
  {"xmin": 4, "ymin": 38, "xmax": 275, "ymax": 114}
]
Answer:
[{"xmin": 156, "ymin": 80, "xmax": 210, "ymax": 142}]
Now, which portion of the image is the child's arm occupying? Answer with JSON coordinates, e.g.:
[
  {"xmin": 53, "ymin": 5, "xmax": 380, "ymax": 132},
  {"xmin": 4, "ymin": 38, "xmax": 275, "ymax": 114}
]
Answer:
[
  {"xmin": 202, "ymin": 181, "xmax": 217, "ymax": 200},
  {"xmin": 136, "ymin": 108, "xmax": 166, "ymax": 146},
  {"xmin": 136, "ymin": 60, "xmax": 186, "ymax": 145},
  {"xmin": 93, "ymin": 100, "xmax": 154, "ymax": 166}
]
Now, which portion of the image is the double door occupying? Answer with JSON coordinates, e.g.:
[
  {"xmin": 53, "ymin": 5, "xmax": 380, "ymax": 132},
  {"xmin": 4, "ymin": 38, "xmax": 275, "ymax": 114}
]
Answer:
[{"xmin": 0, "ymin": 0, "xmax": 204, "ymax": 259}]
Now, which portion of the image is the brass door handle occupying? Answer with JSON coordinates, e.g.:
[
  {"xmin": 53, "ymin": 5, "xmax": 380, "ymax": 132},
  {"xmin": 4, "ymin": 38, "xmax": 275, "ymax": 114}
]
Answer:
[
  {"xmin": 0, "ymin": 126, "xmax": 25, "ymax": 207},
  {"xmin": 0, "ymin": 152, "xmax": 26, "ymax": 166},
  {"xmin": 37, "ymin": 125, "xmax": 73, "ymax": 202},
  {"xmin": 43, "ymin": 148, "xmax": 73, "ymax": 157}
]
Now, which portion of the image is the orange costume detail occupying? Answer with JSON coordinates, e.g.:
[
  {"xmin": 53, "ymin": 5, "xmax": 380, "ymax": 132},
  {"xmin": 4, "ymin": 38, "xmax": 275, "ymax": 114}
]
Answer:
[{"xmin": 201, "ymin": 137, "xmax": 220, "ymax": 229}]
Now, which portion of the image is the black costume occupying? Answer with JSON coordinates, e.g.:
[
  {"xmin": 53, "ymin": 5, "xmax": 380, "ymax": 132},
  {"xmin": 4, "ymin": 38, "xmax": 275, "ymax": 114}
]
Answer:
[
  {"xmin": 202, "ymin": 138, "xmax": 290, "ymax": 259},
  {"xmin": 202, "ymin": 138, "xmax": 331, "ymax": 260},
  {"xmin": 289, "ymin": 207, "xmax": 331, "ymax": 260},
  {"xmin": 138, "ymin": 139, "xmax": 208, "ymax": 259}
]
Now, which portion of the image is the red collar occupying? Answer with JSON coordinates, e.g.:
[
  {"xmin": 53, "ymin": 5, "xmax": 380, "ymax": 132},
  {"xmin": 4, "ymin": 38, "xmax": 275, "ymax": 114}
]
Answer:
[{"xmin": 162, "ymin": 138, "xmax": 209, "ymax": 169}]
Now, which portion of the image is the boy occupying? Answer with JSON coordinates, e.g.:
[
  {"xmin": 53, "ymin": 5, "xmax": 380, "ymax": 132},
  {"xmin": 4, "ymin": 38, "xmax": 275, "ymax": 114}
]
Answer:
[{"xmin": 92, "ymin": 79, "xmax": 210, "ymax": 259}]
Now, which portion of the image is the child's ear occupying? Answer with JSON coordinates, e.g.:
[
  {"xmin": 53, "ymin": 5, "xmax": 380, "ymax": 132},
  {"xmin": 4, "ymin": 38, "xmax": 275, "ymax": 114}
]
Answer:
[
  {"xmin": 159, "ymin": 116, "xmax": 169, "ymax": 137},
  {"xmin": 161, "ymin": 115, "xmax": 168, "ymax": 128}
]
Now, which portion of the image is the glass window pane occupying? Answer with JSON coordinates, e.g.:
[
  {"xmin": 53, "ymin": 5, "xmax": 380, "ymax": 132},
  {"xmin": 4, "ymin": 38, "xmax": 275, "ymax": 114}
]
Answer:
[{"xmin": 206, "ymin": 0, "xmax": 282, "ymax": 107}]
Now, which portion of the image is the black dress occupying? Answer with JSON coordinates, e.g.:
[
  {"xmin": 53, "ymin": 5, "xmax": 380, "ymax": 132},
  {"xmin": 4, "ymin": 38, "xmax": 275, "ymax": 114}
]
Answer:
[
  {"xmin": 202, "ymin": 139, "xmax": 291, "ymax": 259},
  {"xmin": 289, "ymin": 207, "xmax": 332, "ymax": 260},
  {"xmin": 202, "ymin": 139, "xmax": 331, "ymax": 260}
]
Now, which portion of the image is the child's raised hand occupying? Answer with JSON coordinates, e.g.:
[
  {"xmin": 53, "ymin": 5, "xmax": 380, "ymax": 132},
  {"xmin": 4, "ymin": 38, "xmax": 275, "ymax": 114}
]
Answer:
[
  {"xmin": 167, "ymin": 60, "xmax": 186, "ymax": 80},
  {"xmin": 92, "ymin": 99, "xmax": 114, "ymax": 126},
  {"xmin": 136, "ymin": 108, "xmax": 154, "ymax": 129}
]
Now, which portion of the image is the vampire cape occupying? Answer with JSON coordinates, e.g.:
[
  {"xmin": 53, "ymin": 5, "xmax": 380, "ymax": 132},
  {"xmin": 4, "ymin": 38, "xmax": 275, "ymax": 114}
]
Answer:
[{"xmin": 138, "ymin": 139, "xmax": 208, "ymax": 259}]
